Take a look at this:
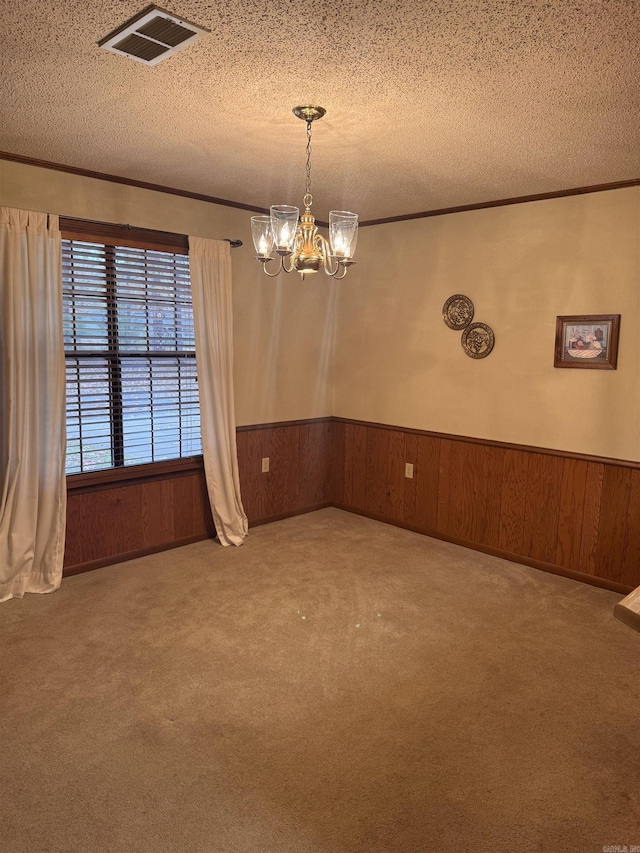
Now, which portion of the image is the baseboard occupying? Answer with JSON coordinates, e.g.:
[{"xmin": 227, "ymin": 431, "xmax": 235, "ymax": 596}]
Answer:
[
  {"xmin": 332, "ymin": 504, "xmax": 633, "ymax": 596},
  {"xmin": 61, "ymin": 500, "xmax": 633, "ymax": 595},
  {"xmin": 248, "ymin": 502, "xmax": 333, "ymax": 528},
  {"xmin": 62, "ymin": 532, "xmax": 215, "ymax": 577}
]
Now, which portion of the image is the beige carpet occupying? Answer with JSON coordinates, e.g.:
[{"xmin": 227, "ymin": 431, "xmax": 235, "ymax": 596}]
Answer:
[{"xmin": 1, "ymin": 508, "xmax": 639, "ymax": 853}]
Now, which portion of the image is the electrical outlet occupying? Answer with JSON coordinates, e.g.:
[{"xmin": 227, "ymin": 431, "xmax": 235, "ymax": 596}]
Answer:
[
  {"xmin": 261, "ymin": 457, "xmax": 270, "ymax": 473},
  {"xmin": 405, "ymin": 462, "xmax": 414, "ymax": 479}
]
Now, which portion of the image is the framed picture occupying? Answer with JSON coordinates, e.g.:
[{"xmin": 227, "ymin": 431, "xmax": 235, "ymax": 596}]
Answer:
[{"xmin": 554, "ymin": 314, "xmax": 620, "ymax": 369}]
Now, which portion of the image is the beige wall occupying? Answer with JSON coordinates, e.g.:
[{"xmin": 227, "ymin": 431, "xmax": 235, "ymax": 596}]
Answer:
[
  {"xmin": 3, "ymin": 161, "xmax": 638, "ymax": 460},
  {"xmin": 0, "ymin": 160, "xmax": 335, "ymax": 425},
  {"xmin": 334, "ymin": 188, "xmax": 640, "ymax": 461}
]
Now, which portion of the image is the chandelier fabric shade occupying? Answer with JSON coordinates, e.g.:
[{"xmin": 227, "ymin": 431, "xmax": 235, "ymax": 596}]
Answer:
[{"xmin": 251, "ymin": 106, "xmax": 358, "ymax": 280}]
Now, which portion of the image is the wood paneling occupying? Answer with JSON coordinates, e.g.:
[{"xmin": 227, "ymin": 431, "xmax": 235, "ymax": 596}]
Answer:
[
  {"xmin": 140, "ymin": 479, "xmax": 172, "ymax": 548},
  {"xmin": 365, "ymin": 427, "xmax": 390, "ymax": 517},
  {"xmin": 300, "ymin": 420, "xmax": 332, "ymax": 506},
  {"xmin": 402, "ymin": 433, "xmax": 418, "ymax": 524},
  {"xmin": 331, "ymin": 420, "xmax": 346, "ymax": 506},
  {"xmin": 236, "ymin": 429, "xmax": 263, "ymax": 521},
  {"xmin": 499, "ymin": 450, "xmax": 529, "ymax": 555},
  {"xmin": 387, "ymin": 429, "xmax": 405, "ymax": 521},
  {"xmin": 436, "ymin": 439, "xmax": 452, "ymax": 534},
  {"xmin": 594, "ymin": 466, "xmax": 632, "ymax": 585},
  {"xmin": 342, "ymin": 422, "xmax": 354, "ymax": 506},
  {"xmin": 351, "ymin": 423, "xmax": 368, "ymax": 511},
  {"xmin": 333, "ymin": 418, "xmax": 640, "ymax": 593},
  {"xmin": 238, "ymin": 418, "xmax": 330, "ymax": 524},
  {"xmin": 64, "ymin": 416, "xmax": 639, "ymax": 592},
  {"xmin": 579, "ymin": 462, "xmax": 605, "ymax": 577},
  {"xmin": 65, "ymin": 468, "xmax": 213, "ymax": 572},
  {"xmin": 438, "ymin": 440, "xmax": 504, "ymax": 546},
  {"xmin": 415, "ymin": 434, "xmax": 440, "ymax": 529},
  {"xmin": 65, "ymin": 418, "xmax": 333, "ymax": 575},
  {"xmin": 522, "ymin": 453, "xmax": 564, "ymax": 564},
  {"xmin": 622, "ymin": 472, "xmax": 640, "ymax": 589},
  {"xmin": 234, "ymin": 419, "xmax": 332, "ymax": 525},
  {"xmin": 555, "ymin": 459, "xmax": 588, "ymax": 573}
]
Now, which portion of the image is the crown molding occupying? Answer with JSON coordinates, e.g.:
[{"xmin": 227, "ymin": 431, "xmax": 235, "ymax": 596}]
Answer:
[
  {"xmin": 0, "ymin": 150, "xmax": 269, "ymax": 215},
  {"xmin": 358, "ymin": 179, "xmax": 640, "ymax": 226},
  {"xmin": 1, "ymin": 150, "xmax": 638, "ymax": 225}
]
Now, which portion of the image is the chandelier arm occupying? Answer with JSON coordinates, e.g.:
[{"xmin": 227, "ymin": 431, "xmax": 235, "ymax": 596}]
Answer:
[
  {"xmin": 315, "ymin": 234, "xmax": 339, "ymax": 276},
  {"xmin": 331, "ymin": 263, "xmax": 349, "ymax": 281},
  {"xmin": 260, "ymin": 255, "xmax": 284, "ymax": 277}
]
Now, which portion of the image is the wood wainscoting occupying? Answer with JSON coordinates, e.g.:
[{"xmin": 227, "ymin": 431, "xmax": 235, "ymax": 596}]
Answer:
[
  {"xmin": 332, "ymin": 418, "xmax": 640, "ymax": 594},
  {"xmin": 236, "ymin": 418, "xmax": 333, "ymax": 524},
  {"xmin": 65, "ymin": 416, "xmax": 639, "ymax": 592},
  {"xmin": 64, "ymin": 460, "xmax": 214, "ymax": 576},
  {"xmin": 63, "ymin": 418, "xmax": 332, "ymax": 576}
]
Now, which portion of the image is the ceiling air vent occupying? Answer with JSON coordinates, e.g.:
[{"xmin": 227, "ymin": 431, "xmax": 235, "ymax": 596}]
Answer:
[{"xmin": 98, "ymin": 5, "xmax": 209, "ymax": 65}]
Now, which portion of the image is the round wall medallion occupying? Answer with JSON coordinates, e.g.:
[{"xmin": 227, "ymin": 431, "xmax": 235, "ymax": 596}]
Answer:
[
  {"xmin": 443, "ymin": 294, "xmax": 474, "ymax": 330},
  {"xmin": 461, "ymin": 322, "xmax": 495, "ymax": 359}
]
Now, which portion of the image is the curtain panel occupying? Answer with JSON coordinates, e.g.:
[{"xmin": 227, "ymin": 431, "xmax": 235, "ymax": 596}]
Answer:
[
  {"xmin": 189, "ymin": 237, "xmax": 247, "ymax": 546},
  {"xmin": 0, "ymin": 208, "xmax": 66, "ymax": 601}
]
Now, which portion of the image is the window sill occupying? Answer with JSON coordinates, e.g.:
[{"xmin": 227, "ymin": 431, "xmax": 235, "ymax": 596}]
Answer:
[{"xmin": 66, "ymin": 456, "xmax": 204, "ymax": 493}]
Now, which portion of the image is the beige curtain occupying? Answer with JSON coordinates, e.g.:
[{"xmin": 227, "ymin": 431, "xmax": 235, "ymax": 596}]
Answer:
[
  {"xmin": 189, "ymin": 237, "xmax": 247, "ymax": 547},
  {"xmin": 0, "ymin": 208, "xmax": 66, "ymax": 601}
]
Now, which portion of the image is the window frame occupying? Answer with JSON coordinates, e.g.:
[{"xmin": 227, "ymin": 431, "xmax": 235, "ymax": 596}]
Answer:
[{"xmin": 61, "ymin": 218, "xmax": 203, "ymax": 490}]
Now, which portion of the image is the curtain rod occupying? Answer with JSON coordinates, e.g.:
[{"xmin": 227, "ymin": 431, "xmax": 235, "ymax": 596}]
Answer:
[{"xmin": 60, "ymin": 215, "xmax": 242, "ymax": 248}]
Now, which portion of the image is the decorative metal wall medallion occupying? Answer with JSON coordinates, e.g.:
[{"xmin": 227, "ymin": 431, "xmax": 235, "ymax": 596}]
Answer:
[
  {"xmin": 443, "ymin": 294, "xmax": 474, "ymax": 329},
  {"xmin": 461, "ymin": 322, "xmax": 495, "ymax": 359}
]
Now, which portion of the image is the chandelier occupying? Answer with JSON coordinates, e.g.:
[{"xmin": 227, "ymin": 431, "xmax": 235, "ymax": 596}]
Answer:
[{"xmin": 251, "ymin": 106, "xmax": 358, "ymax": 280}]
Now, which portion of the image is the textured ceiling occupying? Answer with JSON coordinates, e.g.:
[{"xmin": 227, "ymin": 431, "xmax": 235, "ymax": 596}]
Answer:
[{"xmin": 1, "ymin": 0, "xmax": 639, "ymax": 221}]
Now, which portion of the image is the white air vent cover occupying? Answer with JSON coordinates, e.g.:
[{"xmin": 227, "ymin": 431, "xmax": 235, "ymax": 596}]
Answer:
[{"xmin": 98, "ymin": 5, "xmax": 209, "ymax": 65}]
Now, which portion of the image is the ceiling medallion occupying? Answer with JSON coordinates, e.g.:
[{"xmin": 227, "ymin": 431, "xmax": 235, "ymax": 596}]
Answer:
[
  {"xmin": 443, "ymin": 294, "xmax": 474, "ymax": 330},
  {"xmin": 250, "ymin": 106, "xmax": 358, "ymax": 281},
  {"xmin": 461, "ymin": 322, "xmax": 495, "ymax": 359}
]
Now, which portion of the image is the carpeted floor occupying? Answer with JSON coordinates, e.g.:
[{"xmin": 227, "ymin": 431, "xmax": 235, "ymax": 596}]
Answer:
[{"xmin": 1, "ymin": 508, "xmax": 639, "ymax": 853}]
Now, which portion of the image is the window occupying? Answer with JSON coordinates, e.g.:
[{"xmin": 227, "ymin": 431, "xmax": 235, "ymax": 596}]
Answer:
[{"xmin": 61, "ymin": 220, "xmax": 202, "ymax": 475}]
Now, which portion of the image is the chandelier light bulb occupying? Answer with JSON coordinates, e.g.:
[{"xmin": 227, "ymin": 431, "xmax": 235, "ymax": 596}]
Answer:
[
  {"xmin": 329, "ymin": 210, "xmax": 359, "ymax": 259},
  {"xmin": 270, "ymin": 205, "xmax": 299, "ymax": 251},
  {"xmin": 250, "ymin": 215, "xmax": 274, "ymax": 258}
]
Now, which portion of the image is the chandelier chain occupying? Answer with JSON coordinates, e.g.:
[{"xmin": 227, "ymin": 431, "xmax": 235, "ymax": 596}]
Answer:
[{"xmin": 304, "ymin": 120, "xmax": 313, "ymax": 208}]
